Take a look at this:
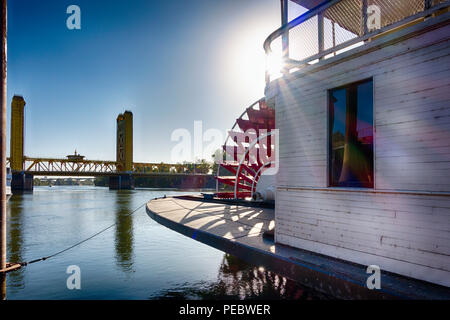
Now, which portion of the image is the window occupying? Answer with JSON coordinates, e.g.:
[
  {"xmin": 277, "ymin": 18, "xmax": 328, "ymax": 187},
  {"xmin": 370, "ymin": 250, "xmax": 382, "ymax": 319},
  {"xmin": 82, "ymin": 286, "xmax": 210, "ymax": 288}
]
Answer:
[{"xmin": 329, "ymin": 79, "xmax": 373, "ymax": 188}]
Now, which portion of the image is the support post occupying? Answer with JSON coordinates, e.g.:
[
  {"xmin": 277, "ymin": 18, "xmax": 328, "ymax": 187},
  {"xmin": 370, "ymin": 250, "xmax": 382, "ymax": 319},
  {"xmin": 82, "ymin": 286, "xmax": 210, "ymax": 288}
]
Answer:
[
  {"xmin": 280, "ymin": 0, "xmax": 289, "ymax": 74},
  {"xmin": 11, "ymin": 172, "xmax": 33, "ymax": 193},
  {"xmin": 1, "ymin": 0, "xmax": 7, "ymax": 282},
  {"xmin": 332, "ymin": 22, "xmax": 336, "ymax": 56},
  {"xmin": 11, "ymin": 173, "xmax": 24, "ymax": 191},
  {"xmin": 109, "ymin": 175, "xmax": 134, "ymax": 190},
  {"xmin": 362, "ymin": 0, "xmax": 369, "ymax": 36},
  {"xmin": 24, "ymin": 174, "xmax": 33, "ymax": 191},
  {"xmin": 318, "ymin": 13, "xmax": 324, "ymax": 60}
]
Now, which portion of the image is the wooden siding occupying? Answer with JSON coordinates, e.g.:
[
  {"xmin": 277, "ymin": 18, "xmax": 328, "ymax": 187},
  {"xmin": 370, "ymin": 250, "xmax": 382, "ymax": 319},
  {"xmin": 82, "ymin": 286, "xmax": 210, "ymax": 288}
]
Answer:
[{"xmin": 269, "ymin": 19, "xmax": 450, "ymax": 287}]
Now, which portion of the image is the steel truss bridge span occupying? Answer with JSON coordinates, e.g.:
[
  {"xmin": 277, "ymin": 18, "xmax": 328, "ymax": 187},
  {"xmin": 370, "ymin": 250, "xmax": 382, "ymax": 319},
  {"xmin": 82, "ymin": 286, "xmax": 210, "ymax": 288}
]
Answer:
[{"xmin": 7, "ymin": 157, "xmax": 211, "ymax": 177}]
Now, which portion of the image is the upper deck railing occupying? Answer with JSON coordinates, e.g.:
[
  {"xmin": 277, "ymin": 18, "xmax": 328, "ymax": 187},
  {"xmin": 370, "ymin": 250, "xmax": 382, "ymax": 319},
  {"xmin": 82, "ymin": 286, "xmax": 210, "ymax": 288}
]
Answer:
[{"xmin": 264, "ymin": 0, "xmax": 450, "ymax": 83}]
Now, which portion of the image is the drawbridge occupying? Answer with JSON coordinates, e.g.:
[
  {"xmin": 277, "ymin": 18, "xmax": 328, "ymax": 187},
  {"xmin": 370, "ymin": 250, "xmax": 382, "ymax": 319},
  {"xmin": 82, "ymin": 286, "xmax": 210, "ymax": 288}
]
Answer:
[{"xmin": 8, "ymin": 96, "xmax": 210, "ymax": 192}]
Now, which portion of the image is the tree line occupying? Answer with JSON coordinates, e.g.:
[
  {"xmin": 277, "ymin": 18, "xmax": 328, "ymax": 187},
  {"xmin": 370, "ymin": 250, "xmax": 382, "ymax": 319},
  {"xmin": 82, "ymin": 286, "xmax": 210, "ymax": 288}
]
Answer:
[{"xmin": 95, "ymin": 160, "xmax": 218, "ymax": 189}]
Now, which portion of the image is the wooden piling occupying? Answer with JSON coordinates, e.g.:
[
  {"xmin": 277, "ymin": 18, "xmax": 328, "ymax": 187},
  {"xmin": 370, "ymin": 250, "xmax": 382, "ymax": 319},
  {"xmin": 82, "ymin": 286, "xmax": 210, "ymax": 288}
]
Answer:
[{"xmin": 0, "ymin": 0, "xmax": 7, "ymax": 281}]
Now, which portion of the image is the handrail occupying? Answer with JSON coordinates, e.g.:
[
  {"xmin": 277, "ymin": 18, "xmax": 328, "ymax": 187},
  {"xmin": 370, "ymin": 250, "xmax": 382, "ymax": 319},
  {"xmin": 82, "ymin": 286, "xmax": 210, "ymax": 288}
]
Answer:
[
  {"xmin": 264, "ymin": 0, "xmax": 450, "ymax": 84},
  {"xmin": 264, "ymin": 0, "xmax": 340, "ymax": 55}
]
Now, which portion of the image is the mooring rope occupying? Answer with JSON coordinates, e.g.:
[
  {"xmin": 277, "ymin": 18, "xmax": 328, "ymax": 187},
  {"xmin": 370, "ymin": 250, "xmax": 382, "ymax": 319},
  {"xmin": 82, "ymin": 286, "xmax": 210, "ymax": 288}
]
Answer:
[{"xmin": 12, "ymin": 198, "xmax": 157, "ymax": 269}]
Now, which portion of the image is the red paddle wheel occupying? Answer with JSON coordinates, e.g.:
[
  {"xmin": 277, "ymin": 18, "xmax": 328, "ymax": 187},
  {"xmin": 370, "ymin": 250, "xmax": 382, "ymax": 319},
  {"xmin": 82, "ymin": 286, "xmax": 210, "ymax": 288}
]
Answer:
[{"xmin": 215, "ymin": 98, "xmax": 275, "ymax": 199}]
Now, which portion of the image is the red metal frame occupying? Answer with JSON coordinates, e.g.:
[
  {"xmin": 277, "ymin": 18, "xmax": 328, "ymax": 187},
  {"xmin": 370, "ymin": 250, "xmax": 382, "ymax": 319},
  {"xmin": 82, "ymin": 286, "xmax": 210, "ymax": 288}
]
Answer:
[{"xmin": 215, "ymin": 99, "xmax": 275, "ymax": 199}]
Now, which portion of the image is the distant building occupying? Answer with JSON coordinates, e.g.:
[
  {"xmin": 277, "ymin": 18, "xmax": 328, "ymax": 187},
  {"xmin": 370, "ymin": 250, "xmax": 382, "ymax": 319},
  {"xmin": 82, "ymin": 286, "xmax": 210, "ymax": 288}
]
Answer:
[{"xmin": 66, "ymin": 149, "xmax": 85, "ymax": 161}]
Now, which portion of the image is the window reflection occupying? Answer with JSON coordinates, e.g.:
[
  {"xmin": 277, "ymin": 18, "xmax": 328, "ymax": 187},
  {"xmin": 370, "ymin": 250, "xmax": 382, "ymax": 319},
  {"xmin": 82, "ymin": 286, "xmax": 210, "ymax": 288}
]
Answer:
[{"xmin": 329, "ymin": 79, "xmax": 373, "ymax": 188}]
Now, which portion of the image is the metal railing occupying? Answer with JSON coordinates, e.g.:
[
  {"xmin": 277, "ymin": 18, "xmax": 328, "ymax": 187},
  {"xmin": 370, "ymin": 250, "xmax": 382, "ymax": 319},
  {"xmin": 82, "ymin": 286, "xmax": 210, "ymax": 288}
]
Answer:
[{"xmin": 264, "ymin": 0, "xmax": 450, "ymax": 83}]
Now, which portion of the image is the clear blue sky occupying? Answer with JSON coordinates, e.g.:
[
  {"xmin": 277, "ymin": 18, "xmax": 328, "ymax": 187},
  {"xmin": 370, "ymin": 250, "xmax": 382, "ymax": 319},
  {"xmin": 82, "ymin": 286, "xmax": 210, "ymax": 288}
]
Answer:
[{"xmin": 7, "ymin": 0, "xmax": 298, "ymax": 163}]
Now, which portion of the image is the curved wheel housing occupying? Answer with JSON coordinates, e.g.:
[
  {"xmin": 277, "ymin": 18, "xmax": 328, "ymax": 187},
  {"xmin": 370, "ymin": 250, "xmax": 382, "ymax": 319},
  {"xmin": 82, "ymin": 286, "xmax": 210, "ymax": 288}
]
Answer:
[{"xmin": 215, "ymin": 99, "xmax": 275, "ymax": 199}]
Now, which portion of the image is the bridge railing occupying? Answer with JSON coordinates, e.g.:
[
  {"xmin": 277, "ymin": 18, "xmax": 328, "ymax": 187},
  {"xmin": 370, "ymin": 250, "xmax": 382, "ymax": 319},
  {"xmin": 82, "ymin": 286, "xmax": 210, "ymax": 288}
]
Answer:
[{"xmin": 264, "ymin": 0, "xmax": 449, "ymax": 83}]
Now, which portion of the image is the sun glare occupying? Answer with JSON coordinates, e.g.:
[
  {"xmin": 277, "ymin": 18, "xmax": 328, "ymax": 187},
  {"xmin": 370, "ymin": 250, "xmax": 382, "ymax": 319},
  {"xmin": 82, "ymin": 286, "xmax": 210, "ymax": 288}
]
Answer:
[
  {"xmin": 266, "ymin": 52, "xmax": 283, "ymax": 81},
  {"xmin": 223, "ymin": 15, "xmax": 281, "ymax": 101},
  {"xmin": 228, "ymin": 38, "xmax": 267, "ymax": 97}
]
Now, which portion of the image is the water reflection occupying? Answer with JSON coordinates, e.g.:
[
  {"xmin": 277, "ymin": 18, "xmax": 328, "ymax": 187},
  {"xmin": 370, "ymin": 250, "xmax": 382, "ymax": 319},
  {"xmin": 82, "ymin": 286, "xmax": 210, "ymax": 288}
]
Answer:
[
  {"xmin": 3, "ymin": 187, "xmax": 327, "ymax": 300},
  {"xmin": 154, "ymin": 254, "xmax": 330, "ymax": 300},
  {"xmin": 1, "ymin": 274, "xmax": 5, "ymax": 300},
  {"xmin": 6, "ymin": 195, "xmax": 25, "ymax": 290},
  {"xmin": 114, "ymin": 191, "xmax": 134, "ymax": 273}
]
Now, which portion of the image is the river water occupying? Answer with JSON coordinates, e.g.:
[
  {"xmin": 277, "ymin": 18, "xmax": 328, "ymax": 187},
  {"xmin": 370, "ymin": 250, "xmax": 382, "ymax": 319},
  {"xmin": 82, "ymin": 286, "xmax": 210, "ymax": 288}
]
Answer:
[{"xmin": 4, "ymin": 186, "xmax": 327, "ymax": 300}]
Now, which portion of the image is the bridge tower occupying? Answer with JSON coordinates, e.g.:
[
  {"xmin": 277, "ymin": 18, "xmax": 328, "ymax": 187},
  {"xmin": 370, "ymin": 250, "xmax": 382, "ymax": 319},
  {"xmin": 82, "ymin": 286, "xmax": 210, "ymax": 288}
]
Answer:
[
  {"xmin": 110, "ymin": 111, "xmax": 134, "ymax": 190},
  {"xmin": 10, "ymin": 96, "xmax": 32, "ymax": 192}
]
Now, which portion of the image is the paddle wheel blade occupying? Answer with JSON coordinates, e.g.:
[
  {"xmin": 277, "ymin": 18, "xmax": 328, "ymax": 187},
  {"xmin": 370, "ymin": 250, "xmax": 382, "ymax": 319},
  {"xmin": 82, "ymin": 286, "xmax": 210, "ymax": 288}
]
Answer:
[{"xmin": 215, "ymin": 98, "xmax": 276, "ymax": 200}]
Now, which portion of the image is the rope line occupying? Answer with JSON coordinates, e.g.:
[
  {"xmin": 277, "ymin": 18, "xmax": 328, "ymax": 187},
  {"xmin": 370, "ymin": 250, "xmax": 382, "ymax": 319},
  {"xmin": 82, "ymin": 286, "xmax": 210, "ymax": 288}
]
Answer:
[{"xmin": 16, "ymin": 199, "xmax": 155, "ymax": 268}]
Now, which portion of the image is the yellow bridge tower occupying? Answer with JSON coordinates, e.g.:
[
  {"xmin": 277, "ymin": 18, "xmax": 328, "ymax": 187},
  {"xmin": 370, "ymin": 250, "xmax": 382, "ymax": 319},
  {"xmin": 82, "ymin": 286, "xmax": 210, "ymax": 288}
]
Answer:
[
  {"xmin": 10, "ymin": 96, "xmax": 33, "ymax": 192},
  {"xmin": 110, "ymin": 111, "xmax": 134, "ymax": 189},
  {"xmin": 116, "ymin": 111, "xmax": 133, "ymax": 172},
  {"xmin": 10, "ymin": 95, "xmax": 25, "ymax": 172}
]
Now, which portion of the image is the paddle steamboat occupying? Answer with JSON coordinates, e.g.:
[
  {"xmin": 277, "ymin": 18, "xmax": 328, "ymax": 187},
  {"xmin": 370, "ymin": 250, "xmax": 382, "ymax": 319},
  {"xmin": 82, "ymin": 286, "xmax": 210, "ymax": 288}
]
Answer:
[{"xmin": 215, "ymin": 0, "xmax": 450, "ymax": 288}]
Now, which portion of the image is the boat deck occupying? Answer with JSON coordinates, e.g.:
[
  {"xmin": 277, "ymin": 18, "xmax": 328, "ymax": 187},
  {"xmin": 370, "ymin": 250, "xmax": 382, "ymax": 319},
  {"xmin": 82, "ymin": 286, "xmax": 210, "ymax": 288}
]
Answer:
[{"xmin": 146, "ymin": 195, "xmax": 450, "ymax": 300}]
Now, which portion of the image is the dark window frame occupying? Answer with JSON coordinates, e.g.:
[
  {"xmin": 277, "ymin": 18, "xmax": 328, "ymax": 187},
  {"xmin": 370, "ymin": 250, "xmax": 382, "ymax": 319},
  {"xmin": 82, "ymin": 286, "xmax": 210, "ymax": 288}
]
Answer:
[{"xmin": 328, "ymin": 78, "xmax": 374, "ymax": 189}]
